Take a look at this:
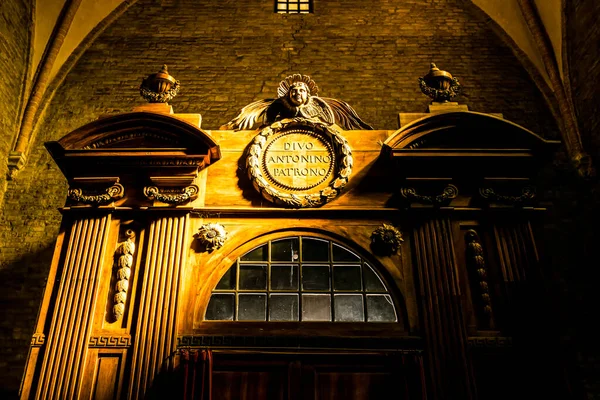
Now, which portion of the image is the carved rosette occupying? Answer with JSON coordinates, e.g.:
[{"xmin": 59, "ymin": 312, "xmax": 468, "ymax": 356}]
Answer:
[
  {"xmin": 195, "ymin": 223, "xmax": 227, "ymax": 251},
  {"xmin": 246, "ymin": 119, "xmax": 352, "ymax": 208},
  {"xmin": 68, "ymin": 183, "xmax": 124, "ymax": 205},
  {"xmin": 143, "ymin": 184, "xmax": 199, "ymax": 204},
  {"xmin": 400, "ymin": 184, "xmax": 458, "ymax": 205},
  {"xmin": 370, "ymin": 224, "xmax": 404, "ymax": 255},
  {"xmin": 112, "ymin": 230, "xmax": 136, "ymax": 321},
  {"xmin": 479, "ymin": 186, "xmax": 535, "ymax": 205},
  {"xmin": 465, "ymin": 229, "xmax": 494, "ymax": 326}
]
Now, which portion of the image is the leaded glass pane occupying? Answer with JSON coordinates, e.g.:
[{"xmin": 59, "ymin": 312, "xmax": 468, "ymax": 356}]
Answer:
[
  {"xmin": 302, "ymin": 294, "xmax": 331, "ymax": 321},
  {"xmin": 302, "ymin": 238, "xmax": 329, "ymax": 262},
  {"xmin": 366, "ymin": 295, "xmax": 397, "ymax": 322},
  {"xmin": 239, "ymin": 265, "xmax": 267, "ymax": 290},
  {"xmin": 215, "ymin": 268, "xmax": 236, "ymax": 290},
  {"xmin": 272, "ymin": 238, "xmax": 299, "ymax": 262},
  {"xmin": 240, "ymin": 244, "xmax": 268, "ymax": 261},
  {"xmin": 238, "ymin": 294, "xmax": 266, "ymax": 321},
  {"xmin": 363, "ymin": 263, "xmax": 386, "ymax": 291},
  {"xmin": 333, "ymin": 265, "xmax": 362, "ymax": 291},
  {"xmin": 271, "ymin": 265, "xmax": 298, "ymax": 290},
  {"xmin": 302, "ymin": 265, "xmax": 330, "ymax": 290},
  {"xmin": 332, "ymin": 243, "xmax": 360, "ymax": 262},
  {"xmin": 269, "ymin": 294, "xmax": 299, "ymax": 321},
  {"xmin": 205, "ymin": 294, "xmax": 234, "ymax": 320},
  {"xmin": 334, "ymin": 294, "xmax": 364, "ymax": 322}
]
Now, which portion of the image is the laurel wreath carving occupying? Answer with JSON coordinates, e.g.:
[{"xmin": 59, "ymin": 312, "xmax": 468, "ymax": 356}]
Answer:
[
  {"xmin": 466, "ymin": 229, "xmax": 494, "ymax": 326},
  {"xmin": 68, "ymin": 183, "xmax": 124, "ymax": 205},
  {"xmin": 418, "ymin": 76, "xmax": 461, "ymax": 102},
  {"xmin": 246, "ymin": 119, "xmax": 353, "ymax": 208},
  {"xmin": 112, "ymin": 229, "xmax": 135, "ymax": 321},
  {"xmin": 143, "ymin": 184, "xmax": 199, "ymax": 204},
  {"xmin": 400, "ymin": 184, "xmax": 458, "ymax": 205}
]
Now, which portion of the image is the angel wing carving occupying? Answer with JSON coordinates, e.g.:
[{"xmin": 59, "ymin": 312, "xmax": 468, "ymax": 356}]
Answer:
[{"xmin": 220, "ymin": 75, "xmax": 373, "ymax": 130}]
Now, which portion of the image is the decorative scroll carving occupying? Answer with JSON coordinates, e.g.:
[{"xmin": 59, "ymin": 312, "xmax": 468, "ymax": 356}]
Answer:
[
  {"xmin": 82, "ymin": 131, "xmax": 179, "ymax": 149},
  {"xmin": 195, "ymin": 223, "xmax": 227, "ymax": 251},
  {"xmin": 112, "ymin": 229, "xmax": 136, "ymax": 321},
  {"xmin": 479, "ymin": 186, "xmax": 535, "ymax": 205},
  {"xmin": 371, "ymin": 224, "xmax": 404, "ymax": 255},
  {"xmin": 140, "ymin": 64, "xmax": 180, "ymax": 103},
  {"xmin": 418, "ymin": 63, "xmax": 461, "ymax": 102},
  {"xmin": 67, "ymin": 182, "xmax": 124, "ymax": 205},
  {"xmin": 467, "ymin": 336, "xmax": 513, "ymax": 349},
  {"xmin": 143, "ymin": 184, "xmax": 199, "ymax": 204},
  {"xmin": 89, "ymin": 335, "xmax": 132, "ymax": 348},
  {"xmin": 247, "ymin": 120, "xmax": 352, "ymax": 208},
  {"xmin": 400, "ymin": 184, "xmax": 458, "ymax": 205},
  {"xmin": 31, "ymin": 333, "xmax": 45, "ymax": 347},
  {"xmin": 466, "ymin": 229, "xmax": 494, "ymax": 327}
]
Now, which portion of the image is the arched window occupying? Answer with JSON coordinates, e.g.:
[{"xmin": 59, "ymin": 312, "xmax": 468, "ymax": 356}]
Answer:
[{"xmin": 205, "ymin": 236, "xmax": 397, "ymax": 322}]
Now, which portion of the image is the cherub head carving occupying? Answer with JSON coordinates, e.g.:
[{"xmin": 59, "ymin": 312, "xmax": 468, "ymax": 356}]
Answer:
[{"xmin": 288, "ymin": 82, "xmax": 310, "ymax": 106}]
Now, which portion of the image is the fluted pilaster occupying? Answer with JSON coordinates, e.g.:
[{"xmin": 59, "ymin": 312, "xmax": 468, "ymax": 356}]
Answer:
[
  {"xmin": 35, "ymin": 215, "xmax": 110, "ymax": 399},
  {"xmin": 128, "ymin": 214, "xmax": 188, "ymax": 399},
  {"xmin": 413, "ymin": 218, "xmax": 476, "ymax": 400}
]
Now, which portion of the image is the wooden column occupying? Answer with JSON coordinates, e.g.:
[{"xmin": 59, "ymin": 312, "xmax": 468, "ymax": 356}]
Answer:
[
  {"xmin": 413, "ymin": 217, "xmax": 476, "ymax": 400},
  {"xmin": 34, "ymin": 214, "xmax": 111, "ymax": 400},
  {"xmin": 128, "ymin": 214, "xmax": 188, "ymax": 399}
]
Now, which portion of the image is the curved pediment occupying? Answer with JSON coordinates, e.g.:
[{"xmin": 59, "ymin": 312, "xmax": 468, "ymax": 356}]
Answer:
[
  {"xmin": 383, "ymin": 111, "xmax": 558, "ymax": 152},
  {"xmin": 53, "ymin": 111, "xmax": 219, "ymax": 154}
]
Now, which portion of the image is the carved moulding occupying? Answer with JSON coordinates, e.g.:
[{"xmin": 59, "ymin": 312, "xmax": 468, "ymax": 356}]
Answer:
[
  {"xmin": 112, "ymin": 229, "xmax": 136, "ymax": 321},
  {"xmin": 400, "ymin": 184, "xmax": 458, "ymax": 206},
  {"xmin": 143, "ymin": 184, "xmax": 199, "ymax": 204},
  {"xmin": 195, "ymin": 223, "xmax": 227, "ymax": 251},
  {"xmin": 246, "ymin": 119, "xmax": 352, "ymax": 208},
  {"xmin": 88, "ymin": 335, "xmax": 132, "ymax": 348},
  {"xmin": 370, "ymin": 224, "xmax": 404, "ymax": 256},
  {"xmin": 67, "ymin": 182, "xmax": 124, "ymax": 205},
  {"xmin": 479, "ymin": 186, "xmax": 535, "ymax": 205}
]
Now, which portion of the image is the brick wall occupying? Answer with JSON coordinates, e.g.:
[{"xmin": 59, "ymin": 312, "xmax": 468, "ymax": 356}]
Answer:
[
  {"xmin": 0, "ymin": 0, "xmax": 563, "ymax": 395},
  {"xmin": 0, "ymin": 0, "xmax": 31, "ymax": 396}
]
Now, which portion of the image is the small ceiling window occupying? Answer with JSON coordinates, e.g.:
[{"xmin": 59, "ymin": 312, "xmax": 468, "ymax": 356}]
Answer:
[
  {"xmin": 276, "ymin": 0, "xmax": 313, "ymax": 14},
  {"xmin": 205, "ymin": 236, "xmax": 397, "ymax": 322}
]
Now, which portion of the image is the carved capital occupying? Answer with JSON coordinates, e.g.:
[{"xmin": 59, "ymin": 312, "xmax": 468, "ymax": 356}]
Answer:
[
  {"xmin": 479, "ymin": 186, "xmax": 535, "ymax": 205},
  {"xmin": 400, "ymin": 184, "xmax": 458, "ymax": 205},
  {"xmin": 68, "ymin": 182, "xmax": 124, "ymax": 205},
  {"xmin": 143, "ymin": 184, "xmax": 199, "ymax": 204}
]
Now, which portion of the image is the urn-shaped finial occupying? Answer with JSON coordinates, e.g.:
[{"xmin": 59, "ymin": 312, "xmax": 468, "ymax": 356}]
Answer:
[
  {"xmin": 418, "ymin": 63, "xmax": 461, "ymax": 103},
  {"xmin": 140, "ymin": 64, "xmax": 180, "ymax": 103}
]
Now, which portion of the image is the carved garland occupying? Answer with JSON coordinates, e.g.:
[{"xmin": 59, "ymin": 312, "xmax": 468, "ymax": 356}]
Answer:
[
  {"xmin": 112, "ymin": 230, "xmax": 135, "ymax": 321},
  {"xmin": 68, "ymin": 183, "xmax": 124, "ymax": 205},
  {"xmin": 479, "ymin": 186, "xmax": 535, "ymax": 205},
  {"xmin": 400, "ymin": 184, "xmax": 458, "ymax": 205},
  {"xmin": 465, "ymin": 229, "xmax": 494, "ymax": 325},
  {"xmin": 143, "ymin": 184, "xmax": 199, "ymax": 204},
  {"xmin": 247, "ymin": 120, "xmax": 352, "ymax": 208},
  {"xmin": 418, "ymin": 76, "xmax": 461, "ymax": 102}
]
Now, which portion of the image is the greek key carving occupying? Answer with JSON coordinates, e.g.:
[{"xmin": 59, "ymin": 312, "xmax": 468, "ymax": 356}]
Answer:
[
  {"xmin": 400, "ymin": 184, "xmax": 458, "ymax": 205},
  {"xmin": 89, "ymin": 335, "xmax": 132, "ymax": 348},
  {"xmin": 31, "ymin": 333, "xmax": 45, "ymax": 347},
  {"xmin": 143, "ymin": 185, "xmax": 199, "ymax": 204},
  {"xmin": 68, "ymin": 183, "xmax": 124, "ymax": 205},
  {"xmin": 112, "ymin": 229, "xmax": 136, "ymax": 321},
  {"xmin": 467, "ymin": 336, "xmax": 512, "ymax": 348}
]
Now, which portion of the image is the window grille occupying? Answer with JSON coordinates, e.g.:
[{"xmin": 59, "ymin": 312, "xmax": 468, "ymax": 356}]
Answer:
[
  {"xmin": 205, "ymin": 236, "xmax": 397, "ymax": 322},
  {"xmin": 275, "ymin": 0, "xmax": 312, "ymax": 14}
]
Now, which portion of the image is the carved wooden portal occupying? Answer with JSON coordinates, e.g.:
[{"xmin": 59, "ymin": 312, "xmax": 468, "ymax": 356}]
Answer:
[{"xmin": 20, "ymin": 109, "xmax": 569, "ymax": 399}]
